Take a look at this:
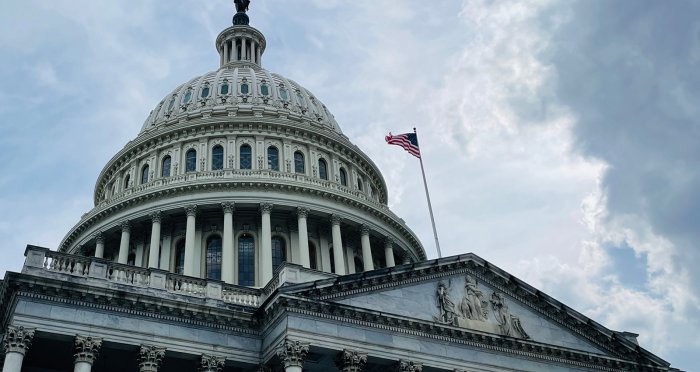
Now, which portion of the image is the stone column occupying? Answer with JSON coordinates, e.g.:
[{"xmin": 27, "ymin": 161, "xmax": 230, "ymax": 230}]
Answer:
[
  {"xmin": 384, "ymin": 237, "xmax": 396, "ymax": 268},
  {"xmin": 276, "ymin": 339, "xmax": 309, "ymax": 372},
  {"xmin": 183, "ymin": 205, "xmax": 197, "ymax": 276},
  {"xmin": 252, "ymin": 42, "xmax": 257, "ymax": 64},
  {"xmin": 200, "ymin": 354, "xmax": 226, "ymax": 372},
  {"xmin": 94, "ymin": 232, "xmax": 105, "ymax": 259},
  {"xmin": 1, "ymin": 325, "xmax": 35, "ymax": 372},
  {"xmin": 260, "ymin": 203, "xmax": 273, "ymax": 284},
  {"xmin": 223, "ymin": 42, "xmax": 229, "ymax": 64},
  {"xmin": 118, "ymin": 221, "xmax": 131, "ymax": 264},
  {"xmin": 360, "ymin": 225, "xmax": 373, "ymax": 271},
  {"xmin": 138, "ymin": 345, "xmax": 166, "ymax": 372},
  {"xmin": 148, "ymin": 212, "xmax": 162, "ymax": 269},
  {"xmin": 297, "ymin": 207, "xmax": 310, "ymax": 268},
  {"xmin": 222, "ymin": 202, "xmax": 235, "ymax": 284},
  {"xmin": 256, "ymin": 45, "xmax": 261, "ymax": 65},
  {"xmin": 73, "ymin": 335, "xmax": 102, "ymax": 372},
  {"xmin": 335, "ymin": 349, "xmax": 367, "ymax": 372},
  {"xmin": 346, "ymin": 245, "xmax": 356, "ymax": 274},
  {"xmin": 396, "ymin": 360, "xmax": 423, "ymax": 372},
  {"xmin": 330, "ymin": 214, "xmax": 346, "ymax": 275}
]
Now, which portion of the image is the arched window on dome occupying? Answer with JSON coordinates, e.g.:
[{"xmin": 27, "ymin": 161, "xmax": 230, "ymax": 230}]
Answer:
[
  {"xmin": 186, "ymin": 149, "xmax": 197, "ymax": 173},
  {"xmin": 357, "ymin": 175, "xmax": 364, "ymax": 191},
  {"xmin": 294, "ymin": 151, "xmax": 305, "ymax": 174},
  {"xmin": 240, "ymin": 144, "xmax": 252, "ymax": 169},
  {"xmin": 220, "ymin": 81, "xmax": 230, "ymax": 96},
  {"xmin": 238, "ymin": 234, "xmax": 255, "ymax": 286},
  {"xmin": 141, "ymin": 165, "xmax": 150, "ymax": 184},
  {"xmin": 267, "ymin": 146, "xmax": 279, "ymax": 171},
  {"xmin": 318, "ymin": 159, "xmax": 328, "ymax": 180},
  {"xmin": 339, "ymin": 168, "xmax": 348, "ymax": 187},
  {"xmin": 183, "ymin": 89, "xmax": 193, "ymax": 105},
  {"xmin": 309, "ymin": 241, "xmax": 318, "ymax": 270},
  {"xmin": 161, "ymin": 156, "xmax": 171, "ymax": 178},
  {"xmin": 206, "ymin": 235, "xmax": 222, "ymax": 280},
  {"xmin": 212, "ymin": 145, "xmax": 224, "ymax": 170},
  {"xmin": 240, "ymin": 80, "xmax": 250, "ymax": 95},
  {"xmin": 279, "ymin": 86, "xmax": 289, "ymax": 101},
  {"xmin": 167, "ymin": 97, "xmax": 176, "ymax": 111},
  {"xmin": 174, "ymin": 240, "xmax": 185, "ymax": 274},
  {"xmin": 296, "ymin": 90, "xmax": 305, "ymax": 106},
  {"xmin": 200, "ymin": 84, "xmax": 211, "ymax": 99},
  {"xmin": 260, "ymin": 82, "xmax": 270, "ymax": 97},
  {"xmin": 272, "ymin": 237, "xmax": 286, "ymax": 271},
  {"xmin": 123, "ymin": 174, "xmax": 131, "ymax": 189}
]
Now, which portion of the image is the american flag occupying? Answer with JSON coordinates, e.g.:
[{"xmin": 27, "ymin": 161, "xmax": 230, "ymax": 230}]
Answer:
[{"xmin": 385, "ymin": 132, "xmax": 420, "ymax": 158}]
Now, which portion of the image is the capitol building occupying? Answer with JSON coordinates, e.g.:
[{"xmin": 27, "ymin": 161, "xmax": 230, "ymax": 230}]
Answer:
[{"xmin": 0, "ymin": 4, "xmax": 681, "ymax": 372}]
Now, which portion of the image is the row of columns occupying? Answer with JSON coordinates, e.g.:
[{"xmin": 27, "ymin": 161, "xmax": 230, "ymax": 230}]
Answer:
[
  {"xmin": 222, "ymin": 37, "xmax": 261, "ymax": 65},
  {"xmin": 273, "ymin": 338, "xmax": 424, "ymax": 372},
  {"xmin": 94, "ymin": 203, "xmax": 400, "ymax": 285}
]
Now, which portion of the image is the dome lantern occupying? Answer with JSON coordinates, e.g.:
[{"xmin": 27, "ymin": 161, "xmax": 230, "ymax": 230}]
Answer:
[{"xmin": 216, "ymin": 0, "xmax": 265, "ymax": 68}]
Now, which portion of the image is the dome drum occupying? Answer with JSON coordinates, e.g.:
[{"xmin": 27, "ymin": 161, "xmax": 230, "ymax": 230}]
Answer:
[{"xmin": 216, "ymin": 26, "xmax": 266, "ymax": 67}]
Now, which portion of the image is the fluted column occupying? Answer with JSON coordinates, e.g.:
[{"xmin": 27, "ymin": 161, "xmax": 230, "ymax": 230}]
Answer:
[
  {"xmin": 260, "ymin": 203, "xmax": 273, "ymax": 284},
  {"xmin": 276, "ymin": 339, "xmax": 309, "ymax": 372},
  {"xmin": 330, "ymin": 214, "xmax": 346, "ymax": 275},
  {"xmin": 360, "ymin": 225, "xmax": 374, "ymax": 271},
  {"xmin": 297, "ymin": 207, "xmax": 310, "ymax": 268},
  {"xmin": 183, "ymin": 205, "xmax": 197, "ymax": 276},
  {"xmin": 384, "ymin": 237, "xmax": 396, "ymax": 268},
  {"xmin": 1, "ymin": 325, "xmax": 35, "ymax": 372},
  {"xmin": 73, "ymin": 335, "xmax": 102, "ymax": 372},
  {"xmin": 138, "ymin": 345, "xmax": 166, "ymax": 372},
  {"xmin": 396, "ymin": 360, "xmax": 423, "ymax": 372},
  {"xmin": 118, "ymin": 221, "xmax": 131, "ymax": 264},
  {"xmin": 200, "ymin": 354, "xmax": 226, "ymax": 372},
  {"xmin": 223, "ymin": 42, "xmax": 229, "ymax": 64},
  {"xmin": 148, "ymin": 212, "xmax": 162, "ymax": 269},
  {"xmin": 94, "ymin": 232, "xmax": 104, "ymax": 259},
  {"xmin": 222, "ymin": 202, "xmax": 235, "ymax": 284},
  {"xmin": 335, "ymin": 349, "xmax": 367, "ymax": 372}
]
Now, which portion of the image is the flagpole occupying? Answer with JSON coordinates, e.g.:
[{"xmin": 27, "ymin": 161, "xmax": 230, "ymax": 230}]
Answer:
[{"xmin": 414, "ymin": 128, "xmax": 442, "ymax": 258}]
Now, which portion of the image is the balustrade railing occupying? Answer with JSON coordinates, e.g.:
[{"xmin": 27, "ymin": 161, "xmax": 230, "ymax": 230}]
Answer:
[
  {"xmin": 107, "ymin": 263, "xmax": 151, "ymax": 287},
  {"xmin": 222, "ymin": 285, "xmax": 261, "ymax": 306},
  {"xmin": 167, "ymin": 273, "xmax": 207, "ymax": 296},
  {"xmin": 43, "ymin": 250, "xmax": 92, "ymax": 277}
]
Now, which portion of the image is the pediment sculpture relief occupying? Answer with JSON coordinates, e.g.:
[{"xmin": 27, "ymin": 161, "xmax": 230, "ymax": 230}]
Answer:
[{"xmin": 435, "ymin": 276, "xmax": 530, "ymax": 339}]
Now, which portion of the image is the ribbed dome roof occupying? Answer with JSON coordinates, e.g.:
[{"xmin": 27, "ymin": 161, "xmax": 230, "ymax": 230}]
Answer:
[{"xmin": 139, "ymin": 64, "xmax": 343, "ymax": 135}]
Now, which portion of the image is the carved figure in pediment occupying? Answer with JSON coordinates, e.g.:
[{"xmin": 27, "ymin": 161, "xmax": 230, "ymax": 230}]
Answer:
[
  {"xmin": 460, "ymin": 275, "xmax": 488, "ymax": 321},
  {"xmin": 490, "ymin": 292, "xmax": 530, "ymax": 339},
  {"xmin": 435, "ymin": 281, "xmax": 458, "ymax": 325}
]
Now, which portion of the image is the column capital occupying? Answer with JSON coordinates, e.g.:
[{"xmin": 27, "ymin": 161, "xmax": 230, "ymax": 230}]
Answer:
[
  {"xmin": 184, "ymin": 205, "xmax": 198, "ymax": 217},
  {"xmin": 221, "ymin": 202, "xmax": 235, "ymax": 214},
  {"xmin": 276, "ymin": 339, "xmax": 309, "ymax": 369},
  {"xmin": 150, "ymin": 211, "xmax": 162, "ymax": 224},
  {"xmin": 74, "ymin": 335, "xmax": 103, "ymax": 365},
  {"xmin": 2, "ymin": 325, "xmax": 35, "ymax": 355},
  {"xmin": 296, "ymin": 206, "xmax": 310, "ymax": 219},
  {"xmin": 360, "ymin": 224, "xmax": 371, "ymax": 236},
  {"xmin": 330, "ymin": 213, "xmax": 343, "ymax": 225},
  {"xmin": 93, "ymin": 231, "xmax": 104, "ymax": 244},
  {"xmin": 200, "ymin": 354, "xmax": 226, "ymax": 372},
  {"xmin": 259, "ymin": 202, "xmax": 273, "ymax": 214},
  {"xmin": 120, "ymin": 221, "xmax": 131, "ymax": 233},
  {"xmin": 335, "ymin": 349, "xmax": 367, "ymax": 372},
  {"xmin": 138, "ymin": 344, "xmax": 166, "ymax": 372},
  {"xmin": 384, "ymin": 236, "xmax": 395, "ymax": 247},
  {"xmin": 396, "ymin": 359, "xmax": 423, "ymax": 372}
]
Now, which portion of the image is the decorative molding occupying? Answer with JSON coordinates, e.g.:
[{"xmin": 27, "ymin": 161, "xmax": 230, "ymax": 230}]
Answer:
[
  {"xmin": 276, "ymin": 338, "xmax": 309, "ymax": 369},
  {"xmin": 296, "ymin": 207, "xmax": 309, "ymax": 219},
  {"xmin": 259, "ymin": 202, "xmax": 273, "ymax": 214},
  {"xmin": 150, "ymin": 211, "xmax": 162, "ymax": 224},
  {"xmin": 335, "ymin": 349, "xmax": 367, "ymax": 372},
  {"xmin": 120, "ymin": 221, "xmax": 131, "ymax": 233},
  {"xmin": 360, "ymin": 224, "xmax": 371, "ymax": 236},
  {"xmin": 384, "ymin": 237, "xmax": 395, "ymax": 247},
  {"xmin": 221, "ymin": 202, "xmax": 235, "ymax": 214},
  {"xmin": 74, "ymin": 335, "xmax": 103, "ymax": 365},
  {"xmin": 330, "ymin": 214, "xmax": 342, "ymax": 225},
  {"xmin": 185, "ymin": 205, "xmax": 198, "ymax": 217},
  {"xmin": 2, "ymin": 325, "xmax": 35, "ymax": 355},
  {"xmin": 139, "ymin": 344, "xmax": 166, "ymax": 372},
  {"xmin": 93, "ymin": 232, "xmax": 104, "ymax": 244},
  {"xmin": 200, "ymin": 354, "xmax": 226, "ymax": 372},
  {"xmin": 396, "ymin": 360, "xmax": 423, "ymax": 372}
]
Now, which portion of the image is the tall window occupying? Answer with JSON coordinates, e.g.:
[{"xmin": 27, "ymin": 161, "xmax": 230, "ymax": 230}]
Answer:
[
  {"xmin": 268, "ymin": 146, "xmax": 279, "ymax": 171},
  {"xmin": 339, "ymin": 168, "xmax": 348, "ymax": 186},
  {"xmin": 174, "ymin": 240, "xmax": 185, "ymax": 274},
  {"xmin": 357, "ymin": 176, "xmax": 363, "ymax": 191},
  {"xmin": 183, "ymin": 89, "xmax": 192, "ymax": 104},
  {"xmin": 294, "ymin": 152, "xmax": 305, "ymax": 174},
  {"xmin": 329, "ymin": 247, "xmax": 335, "ymax": 274},
  {"xmin": 272, "ymin": 237, "xmax": 286, "ymax": 271},
  {"xmin": 123, "ymin": 174, "xmax": 131, "ymax": 189},
  {"xmin": 238, "ymin": 234, "xmax": 255, "ymax": 286},
  {"xmin": 186, "ymin": 149, "xmax": 197, "ymax": 173},
  {"xmin": 161, "ymin": 156, "xmax": 171, "ymax": 177},
  {"xmin": 279, "ymin": 86, "xmax": 289, "ymax": 101},
  {"xmin": 141, "ymin": 165, "xmax": 150, "ymax": 184},
  {"xmin": 241, "ymin": 82, "xmax": 249, "ymax": 95},
  {"xmin": 260, "ymin": 83, "xmax": 270, "ymax": 96},
  {"xmin": 309, "ymin": 242, "xmax": 318, "ymax": 270},
  {"xmin": 201, "ymin": 85, "xmax": 210, "ymax": 98},
  {"xmin": 240, "ymin": 144, "xmax": 252, "ymax": 169},
  {"xmin": 220, "ymin": 82, "xmax": 230, "ymax": 95},
  {"xmin": 318, "ymin": 159, "xmax": 328, "ymax": 180},
  {"xmin": 206, "ymin": 236, "xmax": 222, "ymax": 280},
  {"xmin": 212, "ymin": 145, "xmax": 224, "ymax": 170}
]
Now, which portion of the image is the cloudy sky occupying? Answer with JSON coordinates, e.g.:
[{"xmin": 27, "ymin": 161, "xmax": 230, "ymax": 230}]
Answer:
[{"xmin": 1, "ymin": 0, "xmax": 698, "ymax": 369}]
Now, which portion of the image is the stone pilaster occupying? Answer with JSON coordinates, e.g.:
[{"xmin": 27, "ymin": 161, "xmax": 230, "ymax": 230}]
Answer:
[
  {"xmin": 200, "ymin": 354, "xmax": 226, "ymax": 372},
  {"xmin": 138, "ymin": 345, "xmax": 166, "ymax": 372},
  {"xmin": 276, "ymin": 339, "xmax": 309, "ymax": 372},
  {"xmin": 396, "ymin": 359, "xmax": 423, "ymax": 372},
  {"xmin": 335, "ymin": 349, "xmax": 367, "ymax": 372}
]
